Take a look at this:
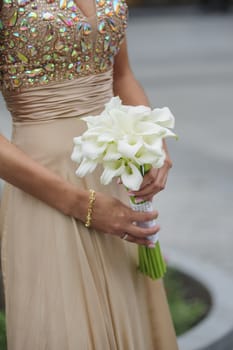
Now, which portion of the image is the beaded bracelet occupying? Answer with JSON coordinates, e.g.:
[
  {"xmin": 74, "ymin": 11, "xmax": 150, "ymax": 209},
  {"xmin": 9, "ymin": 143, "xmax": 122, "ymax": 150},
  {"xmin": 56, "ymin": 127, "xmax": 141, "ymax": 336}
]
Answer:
[{"xmin": 85, "ymin": 189, "xmax": 96, "ymax": 228}]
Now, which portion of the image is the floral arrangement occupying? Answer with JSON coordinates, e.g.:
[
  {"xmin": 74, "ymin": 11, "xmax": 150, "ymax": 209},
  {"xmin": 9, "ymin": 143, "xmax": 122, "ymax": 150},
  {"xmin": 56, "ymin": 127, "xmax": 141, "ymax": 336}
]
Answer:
[{"xmin": 71, "ymin": 96, "xmax": 176, "ymax": 279}]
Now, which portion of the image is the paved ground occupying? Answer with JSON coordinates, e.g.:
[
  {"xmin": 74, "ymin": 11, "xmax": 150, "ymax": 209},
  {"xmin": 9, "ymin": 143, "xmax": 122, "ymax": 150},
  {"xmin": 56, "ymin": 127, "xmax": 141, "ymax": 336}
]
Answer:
[{"xmin": 0, "ymin": 6, "xmax": 233, "ymax": 348}]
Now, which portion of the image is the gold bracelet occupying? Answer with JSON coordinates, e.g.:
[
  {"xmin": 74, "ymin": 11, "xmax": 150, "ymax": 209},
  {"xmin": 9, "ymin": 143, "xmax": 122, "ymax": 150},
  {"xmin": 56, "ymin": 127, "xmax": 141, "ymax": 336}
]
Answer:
[{"xmin": 85, "ymin": 189, "xmax": 96, "ymax": 228}]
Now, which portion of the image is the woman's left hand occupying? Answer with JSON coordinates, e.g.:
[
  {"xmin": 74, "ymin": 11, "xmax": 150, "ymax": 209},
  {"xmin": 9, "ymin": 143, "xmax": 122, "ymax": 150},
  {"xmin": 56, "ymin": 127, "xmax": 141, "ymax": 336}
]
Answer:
[{"xmin": 129, "ymin": 157, "xmax": 173, "ymax": 202}]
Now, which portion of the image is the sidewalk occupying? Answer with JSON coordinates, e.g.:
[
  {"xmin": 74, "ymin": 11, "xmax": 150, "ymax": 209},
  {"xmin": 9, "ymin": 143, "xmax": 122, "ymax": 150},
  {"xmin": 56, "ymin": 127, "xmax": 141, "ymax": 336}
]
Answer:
[{"xmin": 1, "ymin": 8, "xmax": 233, "ymax": 349}]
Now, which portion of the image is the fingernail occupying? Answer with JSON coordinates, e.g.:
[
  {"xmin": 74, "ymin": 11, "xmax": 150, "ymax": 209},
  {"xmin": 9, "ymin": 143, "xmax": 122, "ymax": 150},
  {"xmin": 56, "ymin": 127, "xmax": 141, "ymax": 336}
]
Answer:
[
  {"xmin": 135, "ymin": 197, "xmax": 144, "ymax": 204},
  {"xmin": 117, "ymin": 177, "xmax": 121, "ymax": 184},
  {"xmin": 148, "ymin": 243, "xmax": 155, "ymax": 249},
  {"xmin": 128, "ymin": 191, "xmax": 134, "ymax": 195}
]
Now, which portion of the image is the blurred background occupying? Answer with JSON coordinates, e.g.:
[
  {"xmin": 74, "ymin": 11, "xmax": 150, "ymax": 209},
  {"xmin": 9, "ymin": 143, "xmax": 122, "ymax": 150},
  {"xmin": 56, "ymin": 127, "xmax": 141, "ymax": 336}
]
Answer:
[
  {"xmin": 124, "ymin": 0, "xmax": 233, "ymax": 273},
  {"xmin": 128, "ymin": 0, "xmax": 233, "ymax": 10},
  {"xmin": 127, "ymin": 3, "xmax": 233, "ymax": 346},
  {"xmin": 124, "ymin": 4, "xmax": 233, "ymax": 346},
  {"xmin": 0, "ymin": 0, "xmax": 233, "ymax": 347}
]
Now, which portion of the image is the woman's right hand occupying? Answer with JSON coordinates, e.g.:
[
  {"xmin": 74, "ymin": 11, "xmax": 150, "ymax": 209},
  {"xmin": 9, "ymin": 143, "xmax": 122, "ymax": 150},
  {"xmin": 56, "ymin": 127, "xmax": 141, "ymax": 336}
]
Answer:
[{"xmin": 71, "ymin": 190, "xmax": 160, "ymax": 248}]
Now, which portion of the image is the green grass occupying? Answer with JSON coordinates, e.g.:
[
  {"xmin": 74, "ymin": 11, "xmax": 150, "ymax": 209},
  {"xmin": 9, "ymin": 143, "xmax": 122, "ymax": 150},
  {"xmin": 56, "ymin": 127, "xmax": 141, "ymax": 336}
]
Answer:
[
  {"xmin": 0, "ymin": 267, "xmax": 210, "ymax": 348},
  {"xmin": 164, "ymin": 267, "xmax": 211, "ymax": 335},
  {"xmin": 0, "ymin": 311, "xmax": 6, "ymax": 350}
]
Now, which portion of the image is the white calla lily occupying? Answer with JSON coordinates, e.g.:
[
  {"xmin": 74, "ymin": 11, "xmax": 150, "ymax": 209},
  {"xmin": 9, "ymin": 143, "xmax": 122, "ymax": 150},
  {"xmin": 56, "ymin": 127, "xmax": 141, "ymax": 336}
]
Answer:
[
  {"xmin": 143, "ymin": 137, "xmax": 163, "ymax": 155},
  {"xmin": 135, "ymin": 121, "xmax": 165, "ymax": 136},
  {"xmin": 117, "ymin": 137, "xmax": 143, "ymax": 159},
  {"xmin": 104, "ymin": 96, "xmax": 123, "ymax": 113},
  {"xmin": 126, "ymin": 105, "xmax": 151, "ymax": 119},
  {"xmin": 82, "ymin": 140, "xmax": 106, "ymax": 160},
  {"xmin": 73, "ymin": 136, "xmax": 82, "ymax": 144},
  {"xmin": 71, "ymin": 144, "xmax": 82, "ymax": 163},
  {"xmin": 71, "ymin": 137, "xmax": 83, "ymax": 163},
  {"xmin": 121, "ymin": 162, "xmax": 143, "ymax": 191},
  {"xmin": 109, "ymin": 109, "xmax": 133, "ymax": 134},
  {"xmin": 151, "ymin": 151, "xmax": 166, "ymax": 168},
  {"xmin": 134, "ymin": 147, "xmax": 161, "ymax": 165},
  {"xmin": 103, "ymin": 143, "xmax": 122, "ymax": 161},
  {"xmin": 75, "ymin": 158, "xmax": 98, "ymax": 177},
  {"xmin": 159, "ymin": 127, "xmax": 177, "ymax": 139},
  {"xmin": 97, "ymin": 133, "xmax": 116, "ymax": 143},
  {"xmin": 151, "ymin": 107, "xmax": 175, "ymax": 128},
  {"xmin": 100, "ymin": 160, "xmax": 125, "ymax": 185}
]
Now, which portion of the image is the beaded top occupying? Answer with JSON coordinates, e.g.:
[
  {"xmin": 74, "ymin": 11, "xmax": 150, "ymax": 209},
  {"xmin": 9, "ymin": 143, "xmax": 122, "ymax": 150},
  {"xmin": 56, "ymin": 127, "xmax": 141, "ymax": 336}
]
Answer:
[{"xmin": 0, "ymin": 0, "xmax": 128, "ymax": 91}]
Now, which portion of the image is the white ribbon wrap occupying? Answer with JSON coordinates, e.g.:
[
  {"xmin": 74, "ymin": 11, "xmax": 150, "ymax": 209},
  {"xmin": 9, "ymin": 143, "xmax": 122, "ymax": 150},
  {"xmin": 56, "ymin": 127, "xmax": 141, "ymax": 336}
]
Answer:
[{"xmin": 130, "ymin": 200, "xmax": 159, "ymax": 244}]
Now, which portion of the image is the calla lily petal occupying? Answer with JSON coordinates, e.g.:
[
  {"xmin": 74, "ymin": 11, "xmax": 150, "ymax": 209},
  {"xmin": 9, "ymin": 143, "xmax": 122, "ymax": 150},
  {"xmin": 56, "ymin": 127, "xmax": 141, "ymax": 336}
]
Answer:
[
  {"xmin": 103, "ymin": 143, "xmax": 122, "ymax": 161},
  {"xmin": 75, "ymin": 159, "xmax": 98, "ymax": 177},
  {"xmin": 135, "ymin": 122, "xmax": 164, "ymax": 136},
  {"xmin": 97, "ymin": 133, "xmax": 116, "ymax": 143},
  {"xmin": 104, "ymin": 96, "xmax": 123, "ymax": 113},
  {"xmin": 100, "ymin": 160, "xmax": 125, "ymax": 185},
  {"xmin": 71, "ymin": 146, "xmax": 83, "ymax": 163},
  {"xmin": 82, "ymin": 140, "xmax": 106, "ymax": 160},
  {"xmin": 118, "ymin": 138, "xmax": 143, "ymax": 159},
  {"xmin": 159, "ymin": 128, "xmax": 177, "ymax": 138},
  {"xmin": 109, "ymin": 109, "xmax": 132, "ymax": 134},
  {"xmin": 151, "ymin": 107, "xmax": 175, "ymax": 128},
  {"xmin": 134, "ymin": 148, "xmax": 161, "ymax": 166},
  {"xmin": 151, "ymin": 151, "xmax": 166, "ymax": 168},
  {"xmin": 143, "ymin": 137, "xmax": 163, "ymax": 154},
  {"xmin": 126, "ymin": 105, "xmax": 151, "ymax": 119},
  {"xmin": 121, "ymin": 163, "xmax": 143, "ymax": 191}
]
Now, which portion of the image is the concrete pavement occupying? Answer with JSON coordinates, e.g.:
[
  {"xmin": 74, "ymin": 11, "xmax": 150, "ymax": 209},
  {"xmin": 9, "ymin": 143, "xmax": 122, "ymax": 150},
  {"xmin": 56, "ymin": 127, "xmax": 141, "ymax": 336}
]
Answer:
[{"xmin": 1, "ymin": 7, "xmax": 233, "ymax": 349}]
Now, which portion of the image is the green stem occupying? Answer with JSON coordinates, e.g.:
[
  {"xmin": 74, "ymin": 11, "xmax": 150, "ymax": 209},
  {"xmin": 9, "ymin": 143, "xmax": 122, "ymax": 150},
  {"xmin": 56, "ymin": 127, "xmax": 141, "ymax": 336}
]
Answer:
[{"xmin": 138, "ymin": 242, "xmax": 166, "ymax": 280}]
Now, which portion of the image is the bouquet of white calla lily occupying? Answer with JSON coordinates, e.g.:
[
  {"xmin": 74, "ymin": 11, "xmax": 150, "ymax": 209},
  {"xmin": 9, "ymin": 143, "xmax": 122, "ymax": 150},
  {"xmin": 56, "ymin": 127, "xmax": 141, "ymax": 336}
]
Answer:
[{"xmin": 71, "ymin": 96, "xmax": 177, "ymax": 280}]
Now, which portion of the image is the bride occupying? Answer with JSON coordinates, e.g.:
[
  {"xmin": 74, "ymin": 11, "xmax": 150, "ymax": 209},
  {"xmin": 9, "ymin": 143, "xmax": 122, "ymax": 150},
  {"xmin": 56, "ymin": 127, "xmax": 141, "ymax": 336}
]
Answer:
[{"xmin": 0, "ymin": 0, "xmax": 178, "ymax": 349}]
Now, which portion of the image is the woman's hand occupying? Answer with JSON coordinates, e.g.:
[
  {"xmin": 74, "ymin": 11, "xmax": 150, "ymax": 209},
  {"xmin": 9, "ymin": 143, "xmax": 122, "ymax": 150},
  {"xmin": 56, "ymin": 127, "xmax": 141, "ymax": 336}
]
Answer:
[
  {"xmin": 71, "ymin": 191, "xmax": 160, "ymax": 248},
  {"xmin": 129, "ymin": 158, "xmax": 173, "ymax": 203},
  {"xmin": 92, "ymin": 192, "xmax": 160, "ymax": 247}
]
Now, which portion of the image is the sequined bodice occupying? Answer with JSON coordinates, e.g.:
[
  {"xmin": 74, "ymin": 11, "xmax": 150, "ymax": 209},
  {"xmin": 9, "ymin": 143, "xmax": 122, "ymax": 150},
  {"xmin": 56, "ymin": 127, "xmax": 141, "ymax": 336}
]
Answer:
[{"xmin": 0, "ymin": 0, "xmax": 128, "ymax": 92}]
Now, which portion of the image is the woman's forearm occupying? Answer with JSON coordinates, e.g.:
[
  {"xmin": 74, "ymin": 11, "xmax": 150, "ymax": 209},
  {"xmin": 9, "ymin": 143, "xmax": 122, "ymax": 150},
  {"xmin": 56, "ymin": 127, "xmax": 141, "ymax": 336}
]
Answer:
[
  {"xmin": 113, "ymin": 69, "xmax": 150, "ymax": 107},
  {"xmin": 0, "ymin": 134, "xmax": 88, "ymax": 220}
]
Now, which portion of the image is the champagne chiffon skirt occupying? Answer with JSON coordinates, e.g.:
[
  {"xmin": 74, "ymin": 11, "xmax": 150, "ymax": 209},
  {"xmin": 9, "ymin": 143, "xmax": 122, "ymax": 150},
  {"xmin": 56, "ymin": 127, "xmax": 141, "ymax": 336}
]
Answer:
[{"xmin": 0, "ymin": 71, "xmax": 178, "ymax": 350}]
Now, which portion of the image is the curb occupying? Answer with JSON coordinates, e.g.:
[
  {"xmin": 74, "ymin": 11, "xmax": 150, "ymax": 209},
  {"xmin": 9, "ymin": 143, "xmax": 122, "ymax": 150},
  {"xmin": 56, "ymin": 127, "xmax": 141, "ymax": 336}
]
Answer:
[{"xmin": 166, "ymin": 249, "xmax": 233, "ymax": 350}]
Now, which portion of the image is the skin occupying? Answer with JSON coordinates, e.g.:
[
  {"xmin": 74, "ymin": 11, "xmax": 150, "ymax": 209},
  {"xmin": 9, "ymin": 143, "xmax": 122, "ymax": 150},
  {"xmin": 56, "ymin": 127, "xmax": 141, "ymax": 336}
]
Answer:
[{"xmin": 0, "ymin": 23, "xmax": 172, "ymax": 247}]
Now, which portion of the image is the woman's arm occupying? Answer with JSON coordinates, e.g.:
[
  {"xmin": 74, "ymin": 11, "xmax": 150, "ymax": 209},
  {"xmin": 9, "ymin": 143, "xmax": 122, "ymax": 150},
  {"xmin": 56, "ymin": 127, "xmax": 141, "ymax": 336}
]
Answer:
[
  {"xmin": 0, "ymin": 134, "xmax": 87, "ymax": 217},
  {"xmin": 0, "ymin": 134, "xmax": 159, "ymax": 246},
  {"xmin": 113, "ymin": 39, "xmax": 150, "ymax": 106},
  {"xmin": 113, "ymin": 39, "xmax": 173, "ymax": 201}
]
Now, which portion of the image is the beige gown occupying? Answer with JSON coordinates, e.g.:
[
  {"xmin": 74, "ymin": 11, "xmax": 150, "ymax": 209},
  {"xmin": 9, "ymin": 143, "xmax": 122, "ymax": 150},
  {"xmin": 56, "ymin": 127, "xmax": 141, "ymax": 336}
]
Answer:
[{"xmin": 0, "ymin": 0, "xmax": 178, "ymax": 349}]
